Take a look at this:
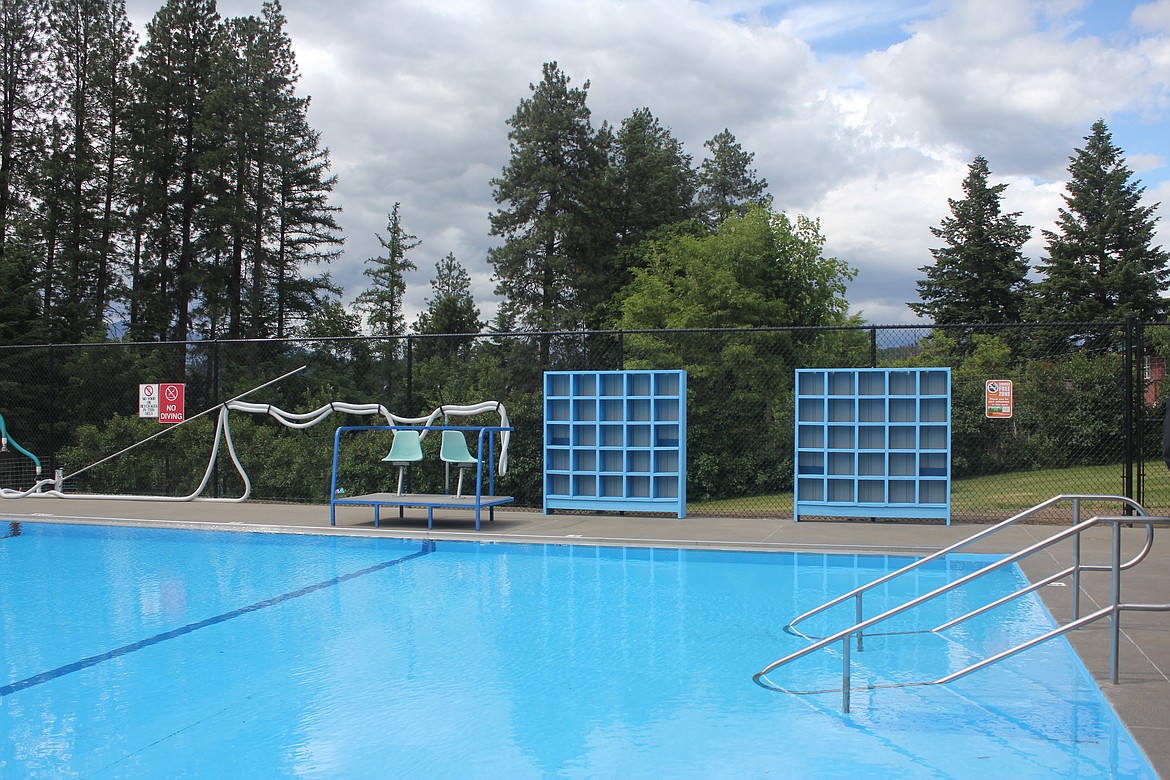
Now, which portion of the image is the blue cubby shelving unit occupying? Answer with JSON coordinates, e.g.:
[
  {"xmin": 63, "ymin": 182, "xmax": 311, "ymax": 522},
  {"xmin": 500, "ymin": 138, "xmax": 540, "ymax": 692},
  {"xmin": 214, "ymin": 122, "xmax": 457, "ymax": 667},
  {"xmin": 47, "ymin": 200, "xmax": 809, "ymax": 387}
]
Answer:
[
  {"xmin": 544, "ymin": 370, "xmax": 687, "ymax": 518},
  {"xmin": 794, "ymin": 368, "xmax": 951, "ymax": 523}
]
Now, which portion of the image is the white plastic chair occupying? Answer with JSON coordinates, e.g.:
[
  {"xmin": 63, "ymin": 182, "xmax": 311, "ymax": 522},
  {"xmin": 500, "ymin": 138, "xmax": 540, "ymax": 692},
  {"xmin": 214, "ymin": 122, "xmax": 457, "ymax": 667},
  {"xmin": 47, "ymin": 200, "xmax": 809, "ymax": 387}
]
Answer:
[
  {"xmin": 381, "ymin": 430, "xmax": 424, "ymax": 495},
  {"xmin": 440, "ymin": 430, "xmax": 479, "ymax": 497}
]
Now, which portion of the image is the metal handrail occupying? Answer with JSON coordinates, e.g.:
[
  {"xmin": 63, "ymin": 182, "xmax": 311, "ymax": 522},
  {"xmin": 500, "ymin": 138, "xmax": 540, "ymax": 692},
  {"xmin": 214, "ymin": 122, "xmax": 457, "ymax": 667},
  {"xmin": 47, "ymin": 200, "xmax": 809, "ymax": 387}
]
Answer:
[
  {"xmin": 784, "ymin": 494, "xmax": 1146, "ymax": 645},
  {"xmin": 754, "ymin": 497, "xmax": 1168, "ymax": 713}
]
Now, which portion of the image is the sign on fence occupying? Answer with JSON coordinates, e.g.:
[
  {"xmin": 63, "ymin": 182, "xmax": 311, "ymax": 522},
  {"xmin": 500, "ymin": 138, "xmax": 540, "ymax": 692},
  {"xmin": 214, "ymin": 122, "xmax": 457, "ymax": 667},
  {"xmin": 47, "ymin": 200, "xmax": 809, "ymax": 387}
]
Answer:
[
  {"xmin": 158, "ymin": 383, "xmax": 185, "ymax": 424},
  {"xmin": 985, "ymin": 379, "xmax": 1013, "ymax": 418},
  {"xmin": 138, "ymin": 384, "xmax": 158, "ymax": 418}
]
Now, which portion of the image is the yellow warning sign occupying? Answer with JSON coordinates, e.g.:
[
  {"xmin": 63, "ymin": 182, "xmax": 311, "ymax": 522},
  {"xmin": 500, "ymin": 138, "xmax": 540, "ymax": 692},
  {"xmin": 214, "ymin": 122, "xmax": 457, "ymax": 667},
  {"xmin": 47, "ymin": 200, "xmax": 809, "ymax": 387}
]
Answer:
[{"xmin": 985, "ymin": 379, "xmax": 1013, "ymax": 418}]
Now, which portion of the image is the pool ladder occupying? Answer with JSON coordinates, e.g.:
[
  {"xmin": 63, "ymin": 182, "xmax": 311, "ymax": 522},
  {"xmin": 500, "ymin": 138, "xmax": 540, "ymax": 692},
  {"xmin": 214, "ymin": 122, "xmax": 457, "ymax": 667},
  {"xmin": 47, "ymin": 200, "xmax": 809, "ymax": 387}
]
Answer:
[{"xmin": 753, "ymin": 494, "xmax": 1170, "ymax": 712}]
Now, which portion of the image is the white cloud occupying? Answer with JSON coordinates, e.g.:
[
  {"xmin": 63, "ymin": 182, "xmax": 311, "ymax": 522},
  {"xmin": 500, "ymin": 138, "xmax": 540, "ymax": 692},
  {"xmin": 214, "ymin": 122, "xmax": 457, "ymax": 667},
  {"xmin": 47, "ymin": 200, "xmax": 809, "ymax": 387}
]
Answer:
[{"xmin": 123, "ymin": 0, "xmax": 1169, "ymax": 328}]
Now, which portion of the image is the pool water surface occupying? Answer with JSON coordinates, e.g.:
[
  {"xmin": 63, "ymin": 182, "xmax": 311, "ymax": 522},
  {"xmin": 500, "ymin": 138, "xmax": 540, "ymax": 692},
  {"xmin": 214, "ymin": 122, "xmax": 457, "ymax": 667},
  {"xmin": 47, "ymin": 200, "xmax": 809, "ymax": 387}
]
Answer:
[{"xmin": 0, "ymin": 521, "xmax": 1155, "ymax": 778}]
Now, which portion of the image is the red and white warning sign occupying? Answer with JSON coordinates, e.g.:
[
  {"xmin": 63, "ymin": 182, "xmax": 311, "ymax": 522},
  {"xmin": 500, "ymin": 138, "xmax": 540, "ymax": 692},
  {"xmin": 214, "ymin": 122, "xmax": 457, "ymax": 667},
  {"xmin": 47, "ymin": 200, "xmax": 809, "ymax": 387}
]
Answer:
[{"xmin": 158, "ymin": 383, "xmax": 185, "ymax": 424}]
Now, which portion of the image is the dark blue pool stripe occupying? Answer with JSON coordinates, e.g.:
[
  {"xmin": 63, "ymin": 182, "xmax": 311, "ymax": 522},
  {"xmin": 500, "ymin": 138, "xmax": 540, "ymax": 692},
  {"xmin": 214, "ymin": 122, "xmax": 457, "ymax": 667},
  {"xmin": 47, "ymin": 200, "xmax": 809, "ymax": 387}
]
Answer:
[{"xmin": 0, "ymin": 541, "xmax": 436, "ymax": 698}]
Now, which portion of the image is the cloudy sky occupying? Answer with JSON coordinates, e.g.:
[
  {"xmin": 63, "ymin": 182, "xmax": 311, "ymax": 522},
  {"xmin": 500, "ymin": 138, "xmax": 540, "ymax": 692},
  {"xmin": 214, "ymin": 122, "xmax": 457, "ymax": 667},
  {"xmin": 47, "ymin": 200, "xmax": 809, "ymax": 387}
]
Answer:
[{"xmin": 124, "ymin": 0, "xmax": 1170, "ymax": 326}]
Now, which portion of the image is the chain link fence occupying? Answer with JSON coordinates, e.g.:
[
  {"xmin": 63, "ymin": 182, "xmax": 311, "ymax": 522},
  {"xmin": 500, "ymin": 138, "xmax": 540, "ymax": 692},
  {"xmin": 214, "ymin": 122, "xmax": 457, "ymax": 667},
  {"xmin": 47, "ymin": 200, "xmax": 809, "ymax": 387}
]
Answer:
[{"xmin": 1, "ymin": 321, "xmax": 1167, "ymax": 523}]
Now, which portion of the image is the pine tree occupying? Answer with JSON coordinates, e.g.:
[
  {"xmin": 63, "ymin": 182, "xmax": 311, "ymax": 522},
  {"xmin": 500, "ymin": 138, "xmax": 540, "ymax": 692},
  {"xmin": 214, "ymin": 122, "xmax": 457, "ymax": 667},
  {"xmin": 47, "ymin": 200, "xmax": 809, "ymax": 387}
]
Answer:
[
  {"xmin": 355, "ymin": 202, "xmax": 418, "ymax": 341},
  {"xmin": 127, "ymin": 0, "xmax": 221, "ymax": 341},
  {"xmin": 0, "ymin": 0, "xmax": 49, "ymax": 261},
  {"xmin": 488, "ymin": 61, "xmax": 609, "ymax": 364},
  {"xmin": 611, "ymin": 107, "xmax": 695, "ymax": 245},
  {"xmin": 695, "ymin": 128, "xmax": 769, "ymax": 229},
  {"xmin": 414, "ymin": 252, "xmax": 481, "ymax": 361},
  {"xmin": 910, "ymin": 156, "xmax": 1032, "ymax": 326},
  {"xmin": 1034, "ymin": 120, "xmax": 1168, "ymax": 334},
  {"xmin": 43, "ymin": 0, "xmax": 136, "ymax": 339}
]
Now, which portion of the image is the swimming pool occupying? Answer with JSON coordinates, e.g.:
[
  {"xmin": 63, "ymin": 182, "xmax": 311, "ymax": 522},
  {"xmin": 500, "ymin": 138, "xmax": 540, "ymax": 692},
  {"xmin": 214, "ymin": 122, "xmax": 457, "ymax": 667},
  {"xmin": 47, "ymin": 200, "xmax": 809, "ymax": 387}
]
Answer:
[{"xmin": 0, "ymin": 521, "xmax": 1155, "ymax": 778}]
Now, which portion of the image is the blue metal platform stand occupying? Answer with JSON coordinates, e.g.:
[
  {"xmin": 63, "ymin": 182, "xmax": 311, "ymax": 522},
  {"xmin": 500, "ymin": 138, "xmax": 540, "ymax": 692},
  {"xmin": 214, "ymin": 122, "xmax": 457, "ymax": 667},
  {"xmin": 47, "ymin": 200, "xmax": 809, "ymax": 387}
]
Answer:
[{"xmin": 330, "ymin": 425, "xmax": 514, "ymax": 530}]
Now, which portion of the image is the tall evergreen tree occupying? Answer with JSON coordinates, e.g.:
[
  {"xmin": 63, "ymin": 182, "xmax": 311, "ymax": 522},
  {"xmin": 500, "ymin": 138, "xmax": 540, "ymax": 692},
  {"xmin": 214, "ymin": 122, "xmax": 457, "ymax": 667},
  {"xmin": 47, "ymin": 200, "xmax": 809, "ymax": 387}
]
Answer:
[
  {"xmin": 127, "ymin": 0, "xmax": 221, "ymax": 341},
  {"xmin": 695, "ymin": 128, "xmax": 768, "ymax": 229},
  {"xmin": 355, "ymin": 202, "xmax": 417, "ymax": 342},
  {"xmin": 1034, "ymin": 120, "xmax": 1169, "ymax": 332},
  {"xmin": 910, "ymin": 156, "xmax": 1032, "ymax": 325},
  {"xmin": 0, "ymin": 0, "xmax": 49, "ymax": 263},
  {"xmin": 610, "ymin": 107, "xmax": 695, "ymax": 246},
  {"xmin": 43, "ymin": 0, "xmax": 136, "ymax": 339},
  {"xmin": 413, "ymin": 252, "xmax": 481, "ymax": 361},
  {"xmin": 488, "ymin": 61, "xmax": 609, "ymax": 365}
]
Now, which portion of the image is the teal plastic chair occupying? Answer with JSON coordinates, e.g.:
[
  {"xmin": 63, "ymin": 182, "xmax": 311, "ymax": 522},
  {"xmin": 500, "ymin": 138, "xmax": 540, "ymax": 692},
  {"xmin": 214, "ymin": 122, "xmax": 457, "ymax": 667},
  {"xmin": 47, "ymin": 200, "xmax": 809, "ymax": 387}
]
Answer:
[
  {"xmin": 440, "ymin": 430, "xmax": 479, "ymax": 497},
  {"xmin": 381, "ymin": 430, "xmax": 424, "ymax": 495}
]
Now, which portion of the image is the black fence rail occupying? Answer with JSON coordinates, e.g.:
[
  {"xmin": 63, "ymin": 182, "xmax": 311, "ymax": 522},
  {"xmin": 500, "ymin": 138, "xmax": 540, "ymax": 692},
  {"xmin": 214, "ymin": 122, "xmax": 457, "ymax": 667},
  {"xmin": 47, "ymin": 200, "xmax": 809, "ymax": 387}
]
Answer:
[{"xmin": 1, "ymin": 320, "xmax": 1167, "ymax": 523}]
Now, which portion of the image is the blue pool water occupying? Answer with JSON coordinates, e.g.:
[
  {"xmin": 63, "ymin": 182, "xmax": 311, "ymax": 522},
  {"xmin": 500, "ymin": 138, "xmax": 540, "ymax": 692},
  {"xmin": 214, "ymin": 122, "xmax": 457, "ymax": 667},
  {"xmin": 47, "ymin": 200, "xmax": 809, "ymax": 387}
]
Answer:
[{"xmin": 0, "ymin": 521, "xmax": 1155, "ymax": 778}]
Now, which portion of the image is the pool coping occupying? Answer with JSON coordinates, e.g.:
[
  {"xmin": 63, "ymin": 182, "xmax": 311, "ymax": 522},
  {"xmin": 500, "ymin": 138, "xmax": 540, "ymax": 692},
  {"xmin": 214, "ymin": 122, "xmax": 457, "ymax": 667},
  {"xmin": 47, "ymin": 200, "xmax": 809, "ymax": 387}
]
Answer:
[{"xmin": 3, "ymin": 496, "xmax": 1168, "ymax": 778}]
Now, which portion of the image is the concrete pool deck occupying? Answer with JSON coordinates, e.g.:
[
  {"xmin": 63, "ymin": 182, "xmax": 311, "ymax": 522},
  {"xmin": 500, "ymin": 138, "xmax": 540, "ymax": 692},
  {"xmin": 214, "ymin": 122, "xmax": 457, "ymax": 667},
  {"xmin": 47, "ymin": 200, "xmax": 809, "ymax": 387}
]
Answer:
[{"xmin": 3, "ymin": 496, "xmax": 1168, "ymax": 777}]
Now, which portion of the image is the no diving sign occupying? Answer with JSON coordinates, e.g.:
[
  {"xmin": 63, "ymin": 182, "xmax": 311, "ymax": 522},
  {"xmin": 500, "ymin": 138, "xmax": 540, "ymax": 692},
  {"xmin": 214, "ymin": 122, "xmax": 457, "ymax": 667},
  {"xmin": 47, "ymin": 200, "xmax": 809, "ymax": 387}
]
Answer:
[
  {"xmin": 159, "ymin": 383, "xmax": 185, "ymax": 424},
  {"xmin": 140, "ymin": 383, "xmax": 185, "ymax": 423}
]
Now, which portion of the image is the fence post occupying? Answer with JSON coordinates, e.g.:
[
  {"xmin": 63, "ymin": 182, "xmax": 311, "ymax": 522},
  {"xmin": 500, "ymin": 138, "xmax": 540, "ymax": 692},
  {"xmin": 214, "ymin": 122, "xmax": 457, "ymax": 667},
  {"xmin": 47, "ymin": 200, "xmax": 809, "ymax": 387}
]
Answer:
[
  {"xmin": 869, "ymin": 328, "xmax": 877, "ymax": 368},
  {"xmin": 1124, "ymin": 316, "xmax": 1135, "ymax": 507},
  {"xmin": 406, "ymin": 335, "xmax": 414, "ymax": 415}
]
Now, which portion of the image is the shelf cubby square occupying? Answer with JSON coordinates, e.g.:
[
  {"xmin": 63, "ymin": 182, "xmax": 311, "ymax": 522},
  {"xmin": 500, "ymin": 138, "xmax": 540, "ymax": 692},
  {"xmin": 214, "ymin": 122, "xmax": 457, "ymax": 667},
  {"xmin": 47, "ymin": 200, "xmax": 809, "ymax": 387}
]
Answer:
[
  {"xmin": 547, "ymin": 449, "xmax": 570, "ymax": 471},
  {"xmin": 890, "ymin": 398, "xmax": 916, "ymax": 422},
  {"xmin": 626, "ymin": 475, "xmax": 651, "ymax": 497},
  {"xmin": 547, "ymin": 399, "xmax": 570, "ymax": 421},
  {"xmin": 858, "ymin": 480, "xmax": 885, "ymax": 503},
  {"xmin": 572, "ymin": 425, "xmax": 596, "ymax": 447},
  {"xmin": 859, "ymin": 398, "xmax": 885, "ymax": 422},
  {"xmin": 920, "ymin": 480, "xmax": 947, "ymax": 504},
  {"xmin": 828, "ymin": 479, "xmax": 854, "ymax": 502},
  {"xmin": 547, "ymin": 424, "xmax": 570, "ymax": 447},
  {"xmin": 889, "ymin": 480, "xmax": 916, "ymax": 503},
  {"xmin": 547, "ymin": 374, "xmax": 571, "ymax": 397},
  {"xmin": 547, "ymin": 474, "xmax": 570, "ymax": 496},
  {"xmin": 654, "ymin": 398, "xmax": 680, "ymax": 421},
  {"xmin": 889, "ymin": 452, "xmax": 916, "ymax": 476},
  {"xmin": 600, "ymin": 475, "xmax": 623, "ymax": 497},
  {"xmin": 921, "ymin": 370, "xmax": 948, "ymax": 396},
  {"xmin": 573, "ymin": 374, "xmax": 596, "ymax": 396},
  {"xmin": 600, "ymin": 399, "xmax": 623, "ymax": 421},
  {"xmin": 920, "ymin": 397, "xmax": 947, "ymax": 423},
  {"xmin": 798, "ymin": 398, "xmax": 824, "ymax": 422},
  {"xmin": 798, "ymin": 425, "xmax": 825, "ymax": 448},
  {"xmin": 920, "ymin": 425, "xmax": 947, "ymax": 450},
  {"xmin": 627, "ymin": 374, "xmax": 652, "ymax": 396},
  {"xmin": 828, "ymin": 452, "xmax": 854, "ymax": 475},
  {"xmin": 655, "ymin": 424, "xmax": 680, "ymax": 448},
  {"xmin": 600, "ymin": 424, "xmax": 623, "ymax": 447},
  {"xmin": 626, "ymin": 450, "xmax": 651, "ymax": 473},
  {"xmin": 858, "ymin": 452, "xmax": 885, "ymax": 476},
  {"xmin": 829, "ymin": 371, "xmax": 855, "ymax": 395},
  {"xmin": 654, "ymin": 476, "xmax": 678, "ymax": 498},
  {"xmin": 627, "ymin": 398, "xmax": 651, "ymax": 421},
  {"xmin": 573, "ymin": 450, "xmax": 596, "ymax": 472},
  {"xmin": 858, "ymin": 426, "xmax": 885, "ymax": 450},
  {"xmin": 573, "ymin": 399, "xmax": 596, "ymax": 421},
  {"xmin": 798, "ymin": 451, "xmax": 824, "ymax": 475},
  {"xmin": 654, "ymin": 372, "xmax": 680, "ymax": 396},
  {"xmin": 889, "ymin": 371, "xmax": 916, "ymax": 395},
  {"xmin": 600, "ymin": 450, "xmax": 624, "ymax": 472},
  {"xmin": 654, "ymin": 450, "xmax": 678, "ymax": 473},
  {"xmin": 828, "ymin": 425, "xmax": 854, "ymax": 449},
  {"xmin": 919, "ymin": 452, "xmax": 947, "ymax": 477},
  {"xmin": 798, "ymin": 478, "xmax": 824, "ymax": 501},
  {"xmin": 601, "ymin": 373, "xmax": 624, "ymax": 396},
  {"xmin": 627, "ymin": 425, "xmax": 651, "ymax": 448},
  {"xmin": 858, "ymin": 372, "xmax": 886, "ymax": 395},
  {"xmin": 573, "ymin": 475, "xmax": 596, "ymax": 496},
  {"xmin": 889, "ymin": 426, "xmax": 916, "ymax": 450},
  {"xmin": 828, "ymin": 398, "xmax": 854, "ymax": 422},
  {"xmin": 798, "ymin": 371, "xmax": 825, "ymax": 396}
]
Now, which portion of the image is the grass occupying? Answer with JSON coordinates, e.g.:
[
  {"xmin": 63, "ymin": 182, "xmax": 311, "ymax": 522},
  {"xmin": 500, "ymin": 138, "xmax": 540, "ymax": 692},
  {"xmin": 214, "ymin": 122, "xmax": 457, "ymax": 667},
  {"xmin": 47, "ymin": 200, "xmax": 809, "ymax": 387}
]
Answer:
[{"xmin": 686, "ymin": 460, "xmax": 1170, "ymax": 518}]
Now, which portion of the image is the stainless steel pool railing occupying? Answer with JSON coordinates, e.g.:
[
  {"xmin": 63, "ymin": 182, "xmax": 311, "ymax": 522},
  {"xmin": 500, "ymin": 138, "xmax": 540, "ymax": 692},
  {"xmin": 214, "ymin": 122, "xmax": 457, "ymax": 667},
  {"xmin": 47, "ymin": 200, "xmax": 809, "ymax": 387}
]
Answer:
[{"xmin": 753, "ymin": 494, "xmax": 1170, "ymax": 712}]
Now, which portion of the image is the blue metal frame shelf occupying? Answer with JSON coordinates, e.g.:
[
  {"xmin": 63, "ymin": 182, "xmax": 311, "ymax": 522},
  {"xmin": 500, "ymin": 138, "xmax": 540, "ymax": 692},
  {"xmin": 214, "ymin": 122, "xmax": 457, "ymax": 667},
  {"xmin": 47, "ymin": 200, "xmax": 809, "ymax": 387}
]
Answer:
[
  {"xmin": 794, "ymin": 368, "xmax": 951, "ymax": 523},
  {"xmin": 544, "ymin": 370, "xmax": 687, "ymax": 518}
]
